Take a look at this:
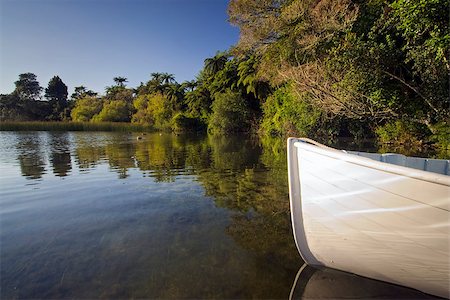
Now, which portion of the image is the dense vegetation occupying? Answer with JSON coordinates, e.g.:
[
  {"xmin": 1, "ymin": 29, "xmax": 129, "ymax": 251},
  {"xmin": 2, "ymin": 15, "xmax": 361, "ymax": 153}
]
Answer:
[{"xmin": 1, "ymin": 0, "xmax": 448, "ymax": 147}]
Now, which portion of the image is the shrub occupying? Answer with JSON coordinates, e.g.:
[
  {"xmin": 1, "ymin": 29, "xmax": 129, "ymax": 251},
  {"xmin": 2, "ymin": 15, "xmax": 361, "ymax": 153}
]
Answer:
[
  {"xmin": 171, "ymin": 112, "xmax": 205, "ymax": 133},
  {"xmin": 260, "ymin": 85, "xmax": 321, "ymax": 137},
  {"xmin": 208, "ymin": 90, "xmax": 251, "ymax": 133},
  {"xmin": 70, "ymin": 97, "xmax": 102, "ymax": 122},
  {"xmin": 430, "ymin": 122, "xmax": 450, "ymax": 149},
  {"xmin": 375, "ymin": 120, "xmax": 431, "ymax": 145},
  {"xmin": 92, "ymin": 100, "xmax": 130, "ymax": 122}
]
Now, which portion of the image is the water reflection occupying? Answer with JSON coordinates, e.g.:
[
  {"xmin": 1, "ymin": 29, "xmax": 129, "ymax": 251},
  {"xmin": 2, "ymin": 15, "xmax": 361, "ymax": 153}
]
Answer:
[
  {"xmin": 1, "ymin": 131, "xmax": 443, "ymax": 299},
  {"xmin": 0, "ymin": 131, "xmax": 301, "ymax": 299},
  {"xmin": 290, "ymin": 264, "xmax": 437, "ymax": 299},
  {"xmin": 16, "ymin": 132, "xmax": 47, "ymax": 179},
  {"xmin": 48, "ymin": 132, "xmax": 72, "ymax": 177}
]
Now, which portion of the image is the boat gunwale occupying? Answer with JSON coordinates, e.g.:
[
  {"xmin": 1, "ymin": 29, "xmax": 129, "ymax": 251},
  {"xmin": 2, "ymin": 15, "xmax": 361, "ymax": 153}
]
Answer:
[
  {"xmin": 287, "ymin": 138, "xmax": 322, "ymax": 266},
  {"xmin": 293, "ymin": 140, "xmax": 450, "ymax": 187}
]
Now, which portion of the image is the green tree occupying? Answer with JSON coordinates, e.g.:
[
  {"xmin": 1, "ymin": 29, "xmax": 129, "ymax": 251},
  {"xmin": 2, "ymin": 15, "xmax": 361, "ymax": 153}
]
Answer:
[
  {"xmin": 204, "ymin": 52, "xmax": 228, "ymax": 75},
  {"xmin": 45, "ymin": 76, "xmax": 69, "ymax": 120},
  {"xmin": 92, "ymin": 100, "xmax": 130, "ymax": 122},
  {"xmin": 160, "ymin": 73, "xmax": 176, "ymax": 84},
  {"xmin": 181, "ymin": 80, "xmax": 197, "ymax": 92},
  {"xmin": 14, "ymin": 73, "xmax": 43, "ymax": 100},
  {"xmin": 70, "ymin": 96, "xmax": 103, "ymax": 122},
  {"xmin": 261, "ymin": 85, "xmax": 321, "ymax": 137},
  {"xmin": 113, "ymin": 77, "xmax": 128, "ymax": 87},
  {"xmin": 209, "ymin": 89, "xmax": 252, "ymax": 133},
  {"xmin": 132, "ymin": 93, "xmax": 174, "ymax": 129},
  {"xmin": 71, "ymin": 86, "xmax": 97, "ymax": 101}
]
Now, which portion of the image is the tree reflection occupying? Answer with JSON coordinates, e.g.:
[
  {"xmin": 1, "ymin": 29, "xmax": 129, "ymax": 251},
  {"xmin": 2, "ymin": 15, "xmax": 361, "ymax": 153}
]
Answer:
[
  {"xmin": 105, "ymin": 141, "xmax": 136, "ymax": 179},
  {"xmin": 16, "ymin": 133, "xmax": 47, "ymax": 179},
  {"xmin": 73, "ymin": 133, "xmax": 106, "ymax": 170},
  {"xmin": 194, "ymin": 134, "xmax": 302, "ymax": 290},
  {"xmin": 48, "ymin": 132, "xmax": 72, "ymax": 177}
]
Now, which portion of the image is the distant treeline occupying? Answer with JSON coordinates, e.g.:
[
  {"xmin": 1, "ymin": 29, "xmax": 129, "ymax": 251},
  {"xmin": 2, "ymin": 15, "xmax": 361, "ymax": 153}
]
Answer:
[{"xmin": 1, "ymin": 0, "xmax": 448, "ymax": 147}]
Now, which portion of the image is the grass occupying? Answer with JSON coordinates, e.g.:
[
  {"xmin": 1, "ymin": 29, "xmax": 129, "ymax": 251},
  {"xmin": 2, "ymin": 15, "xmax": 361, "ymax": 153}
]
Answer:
[{"xmin": 0, "ymin": 121, "xmax": 154, "ymax": 132}]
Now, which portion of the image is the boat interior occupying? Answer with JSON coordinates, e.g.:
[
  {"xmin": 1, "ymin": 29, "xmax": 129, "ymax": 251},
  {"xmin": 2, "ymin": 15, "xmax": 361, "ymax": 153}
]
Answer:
[{"xmin": 348, "ymin": 152, "xmax": 450, "ymax": 176}]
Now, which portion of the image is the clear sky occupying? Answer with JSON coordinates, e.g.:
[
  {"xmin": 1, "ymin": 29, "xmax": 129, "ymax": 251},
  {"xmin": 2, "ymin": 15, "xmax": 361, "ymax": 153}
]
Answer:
[{"xmin": 0, "ymin": 0, "xmax": 239, "ymax": 95}]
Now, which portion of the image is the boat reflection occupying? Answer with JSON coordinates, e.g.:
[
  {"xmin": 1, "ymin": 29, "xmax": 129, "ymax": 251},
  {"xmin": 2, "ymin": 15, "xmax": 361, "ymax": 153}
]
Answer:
[{"xmin": 290, "ymin": 264, "xmax": 440, "ymax": 299}]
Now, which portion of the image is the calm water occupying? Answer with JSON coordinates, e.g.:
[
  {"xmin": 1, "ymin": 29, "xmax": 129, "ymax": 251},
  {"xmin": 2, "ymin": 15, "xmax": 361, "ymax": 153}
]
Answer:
[
  {"xmin": 1, "ymin": 131, "xmax": 299, "ymax": 299},
  {"xmin": 0, "ymin": 132, "xmax": 439, "ymax": 299}
]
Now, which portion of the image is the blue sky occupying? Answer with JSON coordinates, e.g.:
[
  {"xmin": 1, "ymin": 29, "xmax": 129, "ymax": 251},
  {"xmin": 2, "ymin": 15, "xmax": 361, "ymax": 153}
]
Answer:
[{"xmin": 0, "ymin": 0, "xmax": 239, "ymax": 95}]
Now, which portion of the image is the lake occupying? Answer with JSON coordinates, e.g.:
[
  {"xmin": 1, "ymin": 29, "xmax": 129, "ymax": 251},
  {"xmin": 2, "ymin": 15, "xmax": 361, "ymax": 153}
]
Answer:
[{"xmin": 0, "ymin": 131, "xmax": 439, "ymax": 299}]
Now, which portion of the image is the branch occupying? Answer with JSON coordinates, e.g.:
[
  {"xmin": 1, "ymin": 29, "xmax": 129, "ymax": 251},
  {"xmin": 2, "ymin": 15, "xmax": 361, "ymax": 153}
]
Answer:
[{"xmin": 382, "ymin": 70, "xmax": 439, "ymax": 115}]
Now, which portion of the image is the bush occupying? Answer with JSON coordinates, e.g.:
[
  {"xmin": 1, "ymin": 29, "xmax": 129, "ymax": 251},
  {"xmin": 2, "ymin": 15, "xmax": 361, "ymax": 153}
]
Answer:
[
  {"xmin": 375, "ymin": 120, "xmax": 431, "ymax": 145},
  {"xmin": 260, "ymin": 85, "xmax": 321, "ymax": 137},
  {"xmin": 208, "ymin": 90, "xmax": 251, "ymax": 133},
  {"xmin": 430, "ymin": 122, "xmax": 450, "ymax": 149},
  {"xmin": 171, "ymin": 112, "xmax": 205, "ymax": 133},
  {"xmin": 70, "ymin": 97, "xmax": 102, "ymax": 122},
  {"xmin": 92, "ymin": 100, "xmax": 130, "ymax": 122}
]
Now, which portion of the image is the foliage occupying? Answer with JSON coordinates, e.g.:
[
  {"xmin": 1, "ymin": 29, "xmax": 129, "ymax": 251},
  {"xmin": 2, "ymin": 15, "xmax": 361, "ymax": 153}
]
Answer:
[
  {"xmin": 375, "ymin": 120, "xmax": 431, "ymax": 145},
  {"xmin": 45, "ymin": 76, "xmax": 69, "ymax": 121},
  {"xmin": 184, "ymin": 85, "xmax": 212, "ymax": 124},
  {"xmin": 430, "ymin": 122, "xmax": 450, "ymax": 149},
  {"xmin": 92, "ymin": 100, "xmax": 131, "ymax": 122},
  {"xmin": 204, "ymin": 52, "xmax": 228, "ymax": 75},
  {"xmin": 260, "ymin": 85, "xmax": 321, "ymax": 137},
  {"xmin": 14, "ymin": 73, "xmax": 43, "ymax": 100},
  {"xmin": 132, "ymin": 93, "xmax": 174, "ymax": 130},
  {"xmin": 209, "ymin": 89, "xmax": 252, "ymax": 133},
  {"xmin": 3, "ymin": 0, "xmax": 449, "ymax": 142},
  {"xmin": 71, "ymin": 86, "xmax": 97, "ymax": 101},
  {"xmin": 113, "ymin": 76, "xmax": 128, "ymax": 87},
  {"xmin": 171, "ymin": 112, "xmax": 205, "ymax": 133},
  {"xmin": 229, "ymin": 0, "xmax": 449, "ymax": 138},
  {"xmin": 70, "ymin": 96, "xmax": 103, "ymax": 122}
]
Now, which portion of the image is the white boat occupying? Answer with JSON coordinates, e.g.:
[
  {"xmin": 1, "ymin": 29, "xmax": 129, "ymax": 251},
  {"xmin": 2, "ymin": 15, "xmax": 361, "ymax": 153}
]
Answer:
[{"xmin": 287, "ymin": 138, "xmax": 450, "ymax": 299}]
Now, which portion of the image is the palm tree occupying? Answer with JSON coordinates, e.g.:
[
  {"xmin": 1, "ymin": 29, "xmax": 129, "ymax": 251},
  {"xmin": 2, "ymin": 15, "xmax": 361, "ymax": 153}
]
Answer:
[
  {"xmin": 113, "ymin": 77, "xmax": 128, "ymax": 87},
  {"xmin": 181, "ymin": 80, "xmax": 197, "ymax": 92},
  {"xmin": 161, "ymin": 73, "xmax": 176, "ymax": 85},
  {"xmin": 150, "ymin": 72, "xmax": 164, "ymax": 84},
  {"xmin": 204, "ymin": 52, "xmax": 228, "ymax": 75}
]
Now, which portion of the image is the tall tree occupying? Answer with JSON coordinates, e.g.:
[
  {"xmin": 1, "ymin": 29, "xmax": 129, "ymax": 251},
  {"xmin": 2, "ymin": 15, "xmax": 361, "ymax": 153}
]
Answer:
[
  {"xmin": 45, "ymin": 76, "xmax": 69, "ymax": 120},
  {"xmin": 150, "ymin": 72, "xmax": 165, "ymax": 84},
  {"xmin": 181, "ymin": 80, "xmax": 197, "ymax": 92},
  {"xmin": 45, "ymin": 76, "xmax": 68, "ymax": 103},
  {"xmin": 160, "ymin": 73, "xmax": 176, "ymax": 84},
  {"xmin": 113, "ymin": 77, "xmax": 128, "ymax": 87},
  {"xmin": 14, "ymin": 73, "xmax": 43, "ymax": 100},
  {"xmin": 204, "ymin": 53, "xmax": 228, "ymax": 75},
  {"xmin": 71, "ymin": 86, "xmax": 97, "ymax": 101}
]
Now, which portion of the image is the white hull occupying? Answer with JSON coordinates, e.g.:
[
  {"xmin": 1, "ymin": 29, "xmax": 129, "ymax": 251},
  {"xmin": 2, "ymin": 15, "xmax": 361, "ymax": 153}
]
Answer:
[{"xmin": 287, "ymin": 138, "xmax": 450, "ymax": 299}]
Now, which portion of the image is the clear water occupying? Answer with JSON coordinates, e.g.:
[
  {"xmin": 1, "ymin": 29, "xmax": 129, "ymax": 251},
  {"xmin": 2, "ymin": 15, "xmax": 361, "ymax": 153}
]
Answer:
[
  {"xmin": 0, "ymin": 132, "xmax": 439, "ymax": 299},
  {"xmin": 0, "ymin": 132, "xmax": 299, "ymax": 299}
]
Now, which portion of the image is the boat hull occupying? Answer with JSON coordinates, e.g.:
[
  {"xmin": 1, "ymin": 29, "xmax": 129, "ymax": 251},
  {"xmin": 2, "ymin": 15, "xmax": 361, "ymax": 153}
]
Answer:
[{"xmin": 287, "ymin": 138, "xmax": 450, "ymax": 299}]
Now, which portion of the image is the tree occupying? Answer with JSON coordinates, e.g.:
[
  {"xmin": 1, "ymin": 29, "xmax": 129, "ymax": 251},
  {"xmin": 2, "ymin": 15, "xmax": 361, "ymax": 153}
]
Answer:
[
  {"xmin": 113, "ymin": 77, "xmax": 128, "ymax": 87},
  {"xmin": 70, "ymin": 96, "xmax": 103, "ymax": 122},
  {"xmin": 150, "ymin": 72, "xmax": 165, "ymax": 84},
  {"xmin": 71, "ymin": 86, "xmax": 97, "ymax": 101},
  {"xmin": 160, "ymin": 73, "xmax": 176, "ymax": 84},
  {"xmin": 209, "ymin": 89, "xmax": 252, "ymax": 133},
  {"xmin": 45, "ymin": 76, "xmax": 69, "ymax": 120},
  {"xmin": 92, "ymin": 100, "xmax": 130, "ymax": 122},
  {"xmin": 204, "ymin": 53, "xmax": 228, "ymax": 75},
  {"xmin": 14, "ymin": 73, "xmax": 43, "ymax": 100},
  {"xmin": 181, "ymin": 80, "xmax": 197, "ymax": 92},
  {"xmin": 45, "ymin": 76, "xmax": 68, "ymax": 103}
]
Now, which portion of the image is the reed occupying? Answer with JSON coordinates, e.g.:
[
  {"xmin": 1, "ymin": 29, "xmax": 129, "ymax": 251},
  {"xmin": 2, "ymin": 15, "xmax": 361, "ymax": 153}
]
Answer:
[{"xmin": 0, "ymin": 121, "xmax": 154, "ymax": 132}]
